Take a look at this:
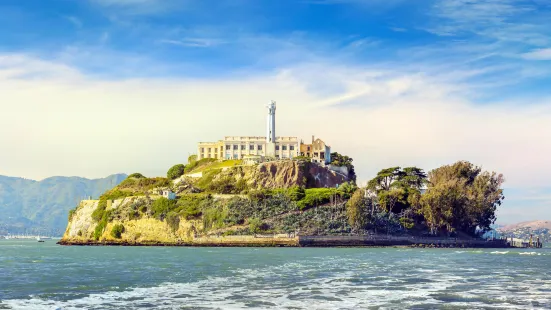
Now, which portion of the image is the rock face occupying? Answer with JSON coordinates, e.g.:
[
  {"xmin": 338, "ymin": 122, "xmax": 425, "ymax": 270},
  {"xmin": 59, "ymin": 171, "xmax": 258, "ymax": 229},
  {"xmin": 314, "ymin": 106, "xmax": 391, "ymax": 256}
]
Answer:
[
  {"xmin": 213, "ymin": 161, "xmax": 350, "ymax": 190},
  {"xmin": 60, "ymin": 197, "xmax": 298, "ymax": 246}
]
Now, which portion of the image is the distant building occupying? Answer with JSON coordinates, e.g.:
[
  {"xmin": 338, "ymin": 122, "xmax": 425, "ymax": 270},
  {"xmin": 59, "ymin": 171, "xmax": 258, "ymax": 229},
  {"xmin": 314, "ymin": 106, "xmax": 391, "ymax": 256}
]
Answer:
[
  {"xmin": 300, "ymin": 135, "xmax": 331, "ymax": 164},
  {"xmin": 196, "ymin": 101, "xmax": 331, "ymax": 164},
  {"xmin": 162, "ymin": 190, "xmax": 176, "ymax": 200}
]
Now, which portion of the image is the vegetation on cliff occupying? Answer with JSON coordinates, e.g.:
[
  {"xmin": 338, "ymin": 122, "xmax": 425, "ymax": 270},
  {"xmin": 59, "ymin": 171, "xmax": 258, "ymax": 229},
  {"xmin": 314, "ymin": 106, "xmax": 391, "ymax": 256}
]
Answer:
[{"xmin": 65, "ymin": 157, "xmax": 505, "ymax": 243}]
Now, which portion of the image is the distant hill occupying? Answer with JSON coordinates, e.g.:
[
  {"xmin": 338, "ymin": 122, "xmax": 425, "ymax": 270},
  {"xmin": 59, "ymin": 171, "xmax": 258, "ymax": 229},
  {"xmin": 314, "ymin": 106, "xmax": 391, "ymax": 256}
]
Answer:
[
  {"xmin": 501, "ymin": 220, "xmax": 551, "ymax": 231},
  {"xmin": 0, "ymin": 174, "xmax": 127, "ymax": 236}
]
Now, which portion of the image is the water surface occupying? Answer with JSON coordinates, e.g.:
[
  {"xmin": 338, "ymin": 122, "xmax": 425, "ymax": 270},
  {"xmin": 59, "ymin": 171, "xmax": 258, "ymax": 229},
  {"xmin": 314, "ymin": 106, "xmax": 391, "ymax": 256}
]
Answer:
[{"xmin": 1, "ymin": 240, "xmax": 550, "ymax": 309}]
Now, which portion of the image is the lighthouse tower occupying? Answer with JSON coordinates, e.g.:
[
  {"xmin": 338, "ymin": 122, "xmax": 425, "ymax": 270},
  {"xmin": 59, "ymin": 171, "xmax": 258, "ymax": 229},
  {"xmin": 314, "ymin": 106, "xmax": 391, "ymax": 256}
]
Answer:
[{"xmin": 266, "ymin": 100, "xmax": 276, "ymax": 157}]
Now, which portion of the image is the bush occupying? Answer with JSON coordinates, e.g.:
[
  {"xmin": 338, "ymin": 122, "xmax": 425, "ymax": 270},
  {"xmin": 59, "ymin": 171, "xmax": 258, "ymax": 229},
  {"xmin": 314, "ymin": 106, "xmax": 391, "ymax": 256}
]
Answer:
[
  {"xmin": 184, "ymin": 158, "xmax": 216, "ymax": 173},
  {"xmin": 297, "ymin": 188, "xmax": 338, "ymax": 210},
  {"xmin": 176, "ymin": 194, "xmax": 209, "ymax": 219},
  {"xmin": 286, "ymin": 186, "xmax": 305, "ymax": 201},
  {"xmin": 110, "ymin": 224, "xmax": 125, "ymax": 239},
  {"xmin": 91, "ymin": 200, "xmax": 108, "ymax": 222},
  {"xmin": 248, "ymin": 218, "xmax": 262, "ymax": 234},
  {"xmin": 166, "ymin": 212, "xmax": 180, "ymax": 233},
  {"xmin": 167, "ymin": 164, "xmax": 186, "ymax": 180},
  {"xmin": 100, "ymin": 189, "xmax": 134, "ymax": 201},
  {"xmin": 152, "ymin": 197, "xmax": 177, "ymax": 219},
  {"xmin": 128, "ymin": 173, "xmax": 146, "ymax": 179}
]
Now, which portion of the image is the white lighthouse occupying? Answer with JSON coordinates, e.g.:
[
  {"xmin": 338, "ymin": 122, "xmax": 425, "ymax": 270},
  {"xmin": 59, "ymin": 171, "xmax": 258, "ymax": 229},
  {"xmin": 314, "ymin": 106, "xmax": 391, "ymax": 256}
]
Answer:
[{"xmin": 265, "ymin": 100, "xmax": 276, "ymax": 157}]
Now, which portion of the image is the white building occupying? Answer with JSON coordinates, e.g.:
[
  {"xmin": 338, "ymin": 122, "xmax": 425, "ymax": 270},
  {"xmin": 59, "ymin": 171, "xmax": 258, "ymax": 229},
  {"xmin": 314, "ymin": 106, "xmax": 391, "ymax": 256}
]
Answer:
[{"xmin": 197, "ymin": 101, "xmax": 300, "ymax": 160}]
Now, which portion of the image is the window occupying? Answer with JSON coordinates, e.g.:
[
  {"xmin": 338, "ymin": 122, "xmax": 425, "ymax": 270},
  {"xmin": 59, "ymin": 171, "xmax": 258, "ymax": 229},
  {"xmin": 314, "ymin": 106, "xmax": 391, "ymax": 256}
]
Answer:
[
  {"xmin": 276, "ymin": 145, "xmax": 280, "ymax": 150},
  {"xmin": 307, "ymin": 146, "xmax": 310, "ymax": 151},
  {"xmin": 258, "ymin": 145, "xmax": 263, "ymax": 150},
  {"xmin": 233, "ymin": 145, "xmax": 238, "ymax": 150},
  {"xmin": 233, "ymin": 154, "xmax": 238, "ymax": 159},
  {"xmin": 282, "ymin": 145, "xmax": 287, "ymax": 151},
  {"xmin": 241, "ymin": 145, "xmax": 246, "ymax": 150},
  {"xmin": 201, "ymin": 148, "xmax": 204, "ymax": 152},
  {"xmin": 290, "ymin": 145, "xmax": 294, "ymax": 151},
  {"xmin": 249, "ymin": 145, "xmax": 254, "ymax": 150},
  {"xmin": 226, "ymin": 154, "xmax": 231, "ymax": 160},
  {"xmin": 208, "ymin": 148, "xmax": 211, "ymax": 152},
  {"xmin": 226, "ymin": 145, "xmax": 231, "ymax": 150}
]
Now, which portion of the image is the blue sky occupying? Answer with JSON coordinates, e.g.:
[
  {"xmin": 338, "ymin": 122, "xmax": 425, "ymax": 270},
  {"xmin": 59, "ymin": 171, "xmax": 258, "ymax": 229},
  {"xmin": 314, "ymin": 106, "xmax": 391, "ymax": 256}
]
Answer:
[{"xmin": 1, "ymin": 0, "xmax": 551, "ymax": 223}]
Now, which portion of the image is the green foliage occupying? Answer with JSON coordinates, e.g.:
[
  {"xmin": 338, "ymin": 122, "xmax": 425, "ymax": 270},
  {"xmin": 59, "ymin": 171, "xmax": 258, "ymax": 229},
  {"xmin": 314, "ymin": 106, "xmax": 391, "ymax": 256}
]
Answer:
[
  {"xmin": 176, "ymin": 193, "xmax": 210, "ymax": 219},
  {"xmin": 330, "ymin": 152, "xmax": 357, "ymax": 182},
  {"xmin": 285, "ymin": 186, "xmax": 305, "ymax": 201},
  {"xmin": 151, "ymin": 197, "xmax": 177, "ymax": 219},
  {"xmin": 110, "ymin": 224, "xmax": 125, "ymax": 239},
  {"xmin": 248, "ymin": 218, "xmax": 262, "ymax": 234},
  {"xmin": 184, "ymin": 158, "xmax": 217, "ymax": 173},
  {"xmin": 100, "ymin": 189, "xmax": 134, "ymax": 201},
  {"xmin": 166, "ymin": 212, "xmax": 180, "ymax": 233},
  {"xmin": 297, "ymin": 188, "xmax": 339, "ymax": 210},
  {"xmin": 420, "ymin": 161, "xmax": 504, "ymax": 236},
  {"xmin": 91, "ymin": 200, "xmax": 108, "ymax": 222},
  {"xmin": 293, "ymin": 156, "xmax": 311, "ymax": 162},
  {"xmin": 399, "ymin": 217, "xmax": 415, "ymax": 229},
  {"xmin": 127, "ymin": 173, "xmax": 146, "ymax": 179},
  {"xmin": 68, "ymin": 207, "xmax": 77, "ymax": 221},
  {"xmin": 202, "ymin": 206, "xmax": 228, "ymax": 231},
  {"xmin": 367, "ymin": 166, "xmax": 427, "ymax": 215},
  {"xmin": 167, "ymin": 164, "xmax": 186, "ymax": 180},
  {"xmin": 187, "ymin": 155, "xmax": 197, "ymax": 165},
  {"xmin": 93, "ymin": 208, "xmax": 111, "ymax": 241},
  {"xmin": 346, "ymin": 189, "xmax": 371, "ymax": 230}
]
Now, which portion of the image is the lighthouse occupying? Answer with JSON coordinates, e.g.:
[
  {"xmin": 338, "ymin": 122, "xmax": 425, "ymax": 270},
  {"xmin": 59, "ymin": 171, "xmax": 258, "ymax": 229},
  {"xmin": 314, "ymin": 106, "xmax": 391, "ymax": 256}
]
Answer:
[{"xmin": 266, "ymin": 100, "xmax": 276, "ymax": 157}]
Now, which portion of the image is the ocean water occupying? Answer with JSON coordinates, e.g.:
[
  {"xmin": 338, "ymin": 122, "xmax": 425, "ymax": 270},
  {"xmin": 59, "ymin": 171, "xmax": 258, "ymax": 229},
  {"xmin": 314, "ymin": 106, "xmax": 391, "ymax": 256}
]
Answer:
[{"xmin": 0, "ymin": 240, "xmax": 550, "ymax": 309}]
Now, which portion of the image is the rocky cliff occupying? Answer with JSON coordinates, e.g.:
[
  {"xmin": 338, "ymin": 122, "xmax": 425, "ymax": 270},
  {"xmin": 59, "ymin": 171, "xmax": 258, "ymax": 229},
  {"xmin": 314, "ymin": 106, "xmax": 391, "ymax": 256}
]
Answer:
[{"xmin": 59, "ymin": 160, "xmax": 354, "ymax": 246}]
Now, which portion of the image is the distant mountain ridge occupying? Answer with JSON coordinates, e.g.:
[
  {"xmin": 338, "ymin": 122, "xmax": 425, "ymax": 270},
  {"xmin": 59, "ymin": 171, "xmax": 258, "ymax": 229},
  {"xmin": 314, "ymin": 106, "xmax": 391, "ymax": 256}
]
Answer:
[
  {"xmin": 501, "ymin": 220, "xmax": 551, "ymax": 231},
  {"xmin": 0, "ymin": 173, "xmax": 127, "ymax": 236}
]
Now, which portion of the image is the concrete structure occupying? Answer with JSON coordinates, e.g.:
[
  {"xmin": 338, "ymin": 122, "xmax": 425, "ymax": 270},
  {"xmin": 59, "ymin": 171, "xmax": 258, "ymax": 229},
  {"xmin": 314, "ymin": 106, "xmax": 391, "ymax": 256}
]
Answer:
[
  {"xmin": 196, "ymin": 101, "xmax": 331, "ymax": 163},
  {"xmin": 299, "ymin": 136, "xmax": 331, "ymax": 164},
  {"xmin": 243, "ymin": 154, "xmax": 264, "ymax": 165},
  {"xmin": 162, "ymin": 190, "xmax": 176, "ymax": 200},
  {"xmin": 198, "ymin": 136, "xmax": 299, "ymax": 160}
]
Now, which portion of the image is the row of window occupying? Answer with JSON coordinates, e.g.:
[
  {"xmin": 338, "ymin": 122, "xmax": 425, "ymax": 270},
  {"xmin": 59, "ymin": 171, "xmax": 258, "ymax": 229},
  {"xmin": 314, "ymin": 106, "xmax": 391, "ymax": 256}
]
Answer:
[{"xmin": 201, "ymin": 145, "xmax": 297, "ymax": 152}]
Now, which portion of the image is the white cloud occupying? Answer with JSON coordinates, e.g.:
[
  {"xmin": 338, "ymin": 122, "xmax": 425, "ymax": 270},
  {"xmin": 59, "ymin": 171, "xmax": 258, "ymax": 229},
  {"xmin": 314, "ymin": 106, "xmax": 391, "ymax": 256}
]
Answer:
[{"xmin": 522, "ymin": 48, "xmax": 551, "ymax": 60}]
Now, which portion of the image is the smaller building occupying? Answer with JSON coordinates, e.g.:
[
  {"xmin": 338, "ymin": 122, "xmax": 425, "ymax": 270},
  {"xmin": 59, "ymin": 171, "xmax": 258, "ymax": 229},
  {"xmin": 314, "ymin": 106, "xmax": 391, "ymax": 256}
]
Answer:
[
  {"xmin": 162, "ymin": 190, "xmax": 176, "ymax": 200},
  {"xmin": 299, "ymin": 136, "xmax": 331, "ymax": 164}
]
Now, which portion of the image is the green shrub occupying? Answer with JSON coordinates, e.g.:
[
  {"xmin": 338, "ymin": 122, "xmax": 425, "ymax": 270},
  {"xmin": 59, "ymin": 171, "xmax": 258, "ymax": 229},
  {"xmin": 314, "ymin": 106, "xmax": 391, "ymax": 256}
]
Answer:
[
  {"xmin": 202, "ymin": 206, "xmax": 228, "ymax": 231},
  {"xmin": 152, "ymin": 197, "xmax": 177, "ymax": 219},
  {"xmin": 167, "ymin": 164, "xmax": 186, "ymax": 180},
  {"xmin": 166, "ymin": 212, "xmax": 180, "ymax": 232},
  {"xmin": 297, "ymin": 188, "xmax": 338, "ymax": 210},
  {"xmin": 184, "ymin": 158, "xmax": 216, "ymax": 173},
  {"xmin": 110, "ymin": 224, "xmax": 125, "ymax": 239},
  {"xmin": 100, "ymin": 189, "xmax": 134, "ymax": 201},
  {"xmin": 128, "ymin": 173, "xmax": 146, "ymax": 179},
  {"xmin": 176, "ymin": 194, "xmax": 209, "ymax": 219},
  {"xmin": 248, "ymin": 218, "xmax": 262, "ymax": 234},
  {"xmin": 68, "ymin": 208, "xmax": 77, "ymax": 221},
  {"xmin": 286, "ymin": 186, "xmax": 305, "ymax": 201},
  {"xmin": 91, "ymin": 200, "xmax": 107, "ymax": 222}
]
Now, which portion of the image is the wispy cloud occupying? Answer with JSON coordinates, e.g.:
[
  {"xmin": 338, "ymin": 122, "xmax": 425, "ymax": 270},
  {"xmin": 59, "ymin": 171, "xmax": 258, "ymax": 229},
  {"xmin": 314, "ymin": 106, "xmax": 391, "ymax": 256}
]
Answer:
[
  {"xmin": 523, "ymin": 48, "xmax": 551, "ymax": 60},
  {"xmin": 159, "ymin": 38, "xmax": 225, "ymax": 48},
  {"xmin": 65, "ymin": 16, "xmax": 83, "ymax": 28}
]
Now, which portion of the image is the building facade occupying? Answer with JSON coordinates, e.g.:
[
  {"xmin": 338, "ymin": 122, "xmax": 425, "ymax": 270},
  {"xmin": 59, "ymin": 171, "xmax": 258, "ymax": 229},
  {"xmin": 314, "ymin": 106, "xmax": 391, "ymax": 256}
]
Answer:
[
  {"xmin": 196, "ymin": 101, "xmax": 330, "ymax": 164},
  {"xmin": 197, "ymin": 136, "xmax": 300, "ymax": 160}
]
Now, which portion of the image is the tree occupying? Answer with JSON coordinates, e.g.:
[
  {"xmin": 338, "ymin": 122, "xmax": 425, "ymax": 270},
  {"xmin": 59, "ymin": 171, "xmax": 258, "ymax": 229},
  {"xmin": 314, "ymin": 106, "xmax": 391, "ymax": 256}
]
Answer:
[
  {"xmin": 249, "ymin": 218, "xmax": 262, "ymax": 234},
  {"xmin": 346, "ymin": 188, "xmax": 371, "ymax": 231},
  {"xmin": 330, "ymin": 152, "xmax": 357, "ymax": 182},
  {"xmin": 420, "ymin": 161, "xmax": 504, "ymax": 236},
  {"xmin": 367, "ymin": 167, "xmax": 427, "ymax": 216},
  {"xmin": 127, "ymin": 173, "xmax": 145, "ymax": 179},
  {"xmin": 167, "ymin": 164, "xmax": 186, "ymax": 180}
]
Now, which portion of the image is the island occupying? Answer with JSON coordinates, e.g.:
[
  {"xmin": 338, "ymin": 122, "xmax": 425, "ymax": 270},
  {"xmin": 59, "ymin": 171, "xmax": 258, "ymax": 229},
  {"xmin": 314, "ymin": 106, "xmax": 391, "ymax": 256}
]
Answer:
[{"xmin": 59, "ymin": 101, "xmax": 527, "ymax": 248}]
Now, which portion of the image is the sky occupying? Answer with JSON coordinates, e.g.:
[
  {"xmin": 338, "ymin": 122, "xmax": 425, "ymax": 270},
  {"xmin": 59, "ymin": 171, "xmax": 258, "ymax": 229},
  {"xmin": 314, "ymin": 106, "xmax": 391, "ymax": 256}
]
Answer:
[{"xmin": 1, "ymin": 0, "xmax": 550, "ymax": 224}]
